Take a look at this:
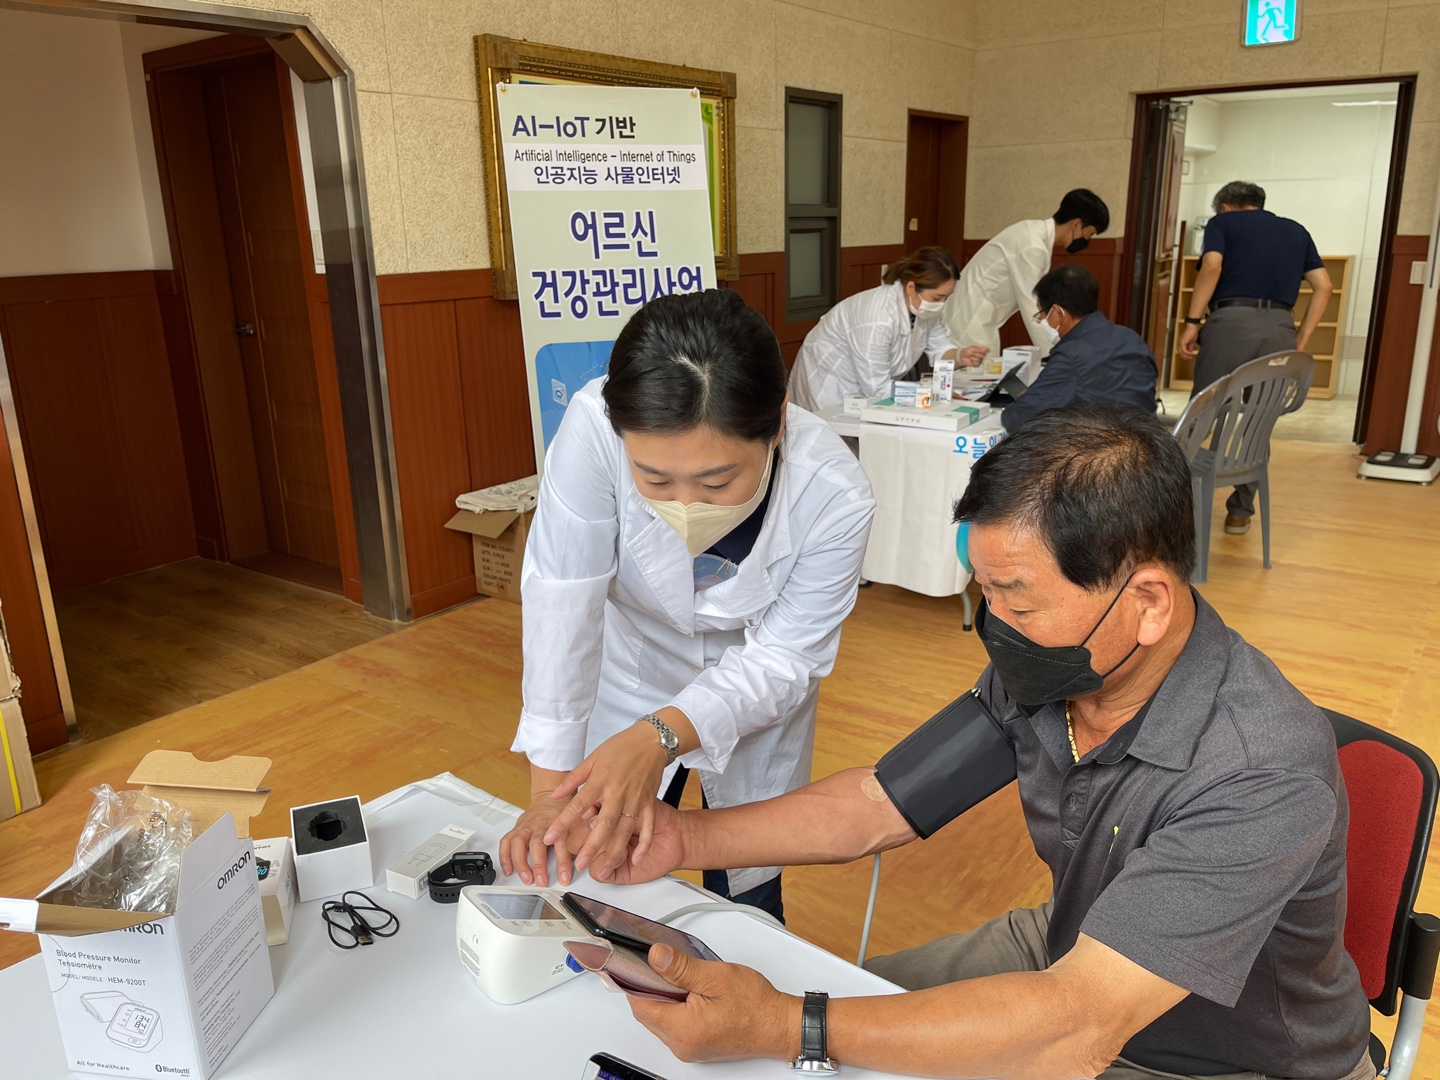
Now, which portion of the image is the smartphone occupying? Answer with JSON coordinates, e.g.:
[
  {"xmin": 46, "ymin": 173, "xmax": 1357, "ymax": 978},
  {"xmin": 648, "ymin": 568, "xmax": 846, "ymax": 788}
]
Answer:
[
  {"xmin": 564, "ymin": 939, "xmax": 688, "ymax": 1003},
  {"xmin": 561, "ymin": 893, "xmax": 721, "ymax": 962},
  {"xmin": 580, "ymin": 1052, "xmax": 671, "ymax": 1080}
]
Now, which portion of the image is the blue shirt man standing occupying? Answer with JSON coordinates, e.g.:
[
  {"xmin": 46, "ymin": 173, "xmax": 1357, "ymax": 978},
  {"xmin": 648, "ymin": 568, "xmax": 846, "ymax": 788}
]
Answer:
[{"xmin": 1001, "ymin": 264, "xmax": 1158, "ymax": 434}]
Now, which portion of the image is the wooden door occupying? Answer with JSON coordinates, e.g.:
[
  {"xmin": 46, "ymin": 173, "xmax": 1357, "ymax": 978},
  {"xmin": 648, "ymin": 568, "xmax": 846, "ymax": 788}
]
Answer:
[
  {"xmin": 904, "ymin": 112, "xmax": 968, "ymax": 259},
  {"xmin": 1146, "ymin": 105, "xmax": 1187, "ymax": 366},
  {"xmin": 204, "ymin": 59, "xmax": 339, "ymax": 570}
]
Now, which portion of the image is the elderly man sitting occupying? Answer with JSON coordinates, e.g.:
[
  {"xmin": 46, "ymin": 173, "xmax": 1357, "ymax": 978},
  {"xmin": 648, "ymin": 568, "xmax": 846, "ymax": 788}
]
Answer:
[
  {"xmin": 1001, "ymin": 265, "xmax": 1159, "ymax": 433},
  {"xmin": 570, "ymin": 404, "xmax": 1372, "ymax": 1080}
]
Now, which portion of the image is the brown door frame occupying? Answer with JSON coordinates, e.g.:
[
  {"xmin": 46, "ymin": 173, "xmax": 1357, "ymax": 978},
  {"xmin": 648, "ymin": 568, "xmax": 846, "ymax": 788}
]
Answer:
[
  {"xmin": 1120, "ymin": 75, "xmax": 1417, "ymax": 443},
  {"xmin": 143, "ymin": 35, "xmax": 359, "ymax": 593},
  {"xmin": 904, "ymin": 109, "xmax": 969, "ymax": 257}
]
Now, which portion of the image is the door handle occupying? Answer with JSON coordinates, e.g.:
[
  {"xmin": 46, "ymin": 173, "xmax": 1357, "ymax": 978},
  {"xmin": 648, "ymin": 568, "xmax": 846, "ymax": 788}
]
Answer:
[{"xmin": 235, "ymin": 322, "xmax": 255, "ymax": 337}]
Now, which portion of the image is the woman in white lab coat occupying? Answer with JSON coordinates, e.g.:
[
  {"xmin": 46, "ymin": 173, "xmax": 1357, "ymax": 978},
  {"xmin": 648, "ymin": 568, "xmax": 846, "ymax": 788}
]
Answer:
[
  {"xmin": 499, "ymin": 289, "xmax": 875, "ymax": 920},
  {"xmin": 787, "ymin": 246, "xmax": 987, "ymax": 413}
]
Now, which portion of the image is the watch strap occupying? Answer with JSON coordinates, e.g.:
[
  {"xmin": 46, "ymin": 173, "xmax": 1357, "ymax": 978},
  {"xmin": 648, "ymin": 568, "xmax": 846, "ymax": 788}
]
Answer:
[
  {"xmin": 639, "ymin": 713, "xmax": 679, "ymax": 766},
  {"xmin": 792, "ymin": 991, "xmax": 837, "ymax": 1072},
  {"xmin": 426, "ymin": 851, "xmax": 496, "ymax": 903},
  {"xmin": 1184, "ymin": 315, "xmax": 1203, "ymax": 325}
]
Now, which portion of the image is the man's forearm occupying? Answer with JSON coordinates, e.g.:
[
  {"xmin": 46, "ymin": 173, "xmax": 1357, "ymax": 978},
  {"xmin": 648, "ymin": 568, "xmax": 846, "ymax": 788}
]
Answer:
[
  {"xmin": 1297, "ymin": 284, "xmax": 1332, "ymax": 348},
  {"xmin": 824, "ymin": 970, "xmax": 1116, "ymax": 1079},
  {"xmin": 678, "ymin": 768, "xmax": 915, "ymax": 870},
  {"xmin": 1188, "ymin": 265, "xmax": 1221, "ymax": 319}
]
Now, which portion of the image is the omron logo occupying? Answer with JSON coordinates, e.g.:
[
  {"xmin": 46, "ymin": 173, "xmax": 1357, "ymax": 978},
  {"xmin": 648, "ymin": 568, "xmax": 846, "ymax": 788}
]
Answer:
[
  {"xmin": 122, "ymin": 922, "xmax": 165, "ymax": 935},
  {"xmin": 216, "ymin": 850, "xmax": 253, "ymax": 891}
]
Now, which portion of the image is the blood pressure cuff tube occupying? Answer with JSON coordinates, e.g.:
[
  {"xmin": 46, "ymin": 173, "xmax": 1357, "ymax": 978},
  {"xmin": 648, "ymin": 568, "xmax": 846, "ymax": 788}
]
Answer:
[{"xmin": 873, "ymin": 689, "xmax": 1017, "ymax": 839}]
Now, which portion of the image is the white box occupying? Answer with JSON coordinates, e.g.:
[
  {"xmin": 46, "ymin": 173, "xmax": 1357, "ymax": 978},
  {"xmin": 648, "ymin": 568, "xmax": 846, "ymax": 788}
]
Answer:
[
  {"xmin": 386, "ymin": 825, "xmax": 476, "ymax": 900},
  {"xmin": 1, "ymin": 813, "xmax": 273, "ymax": 1078},
  {"xmin": 290, "ymin": 796, "xmax": 372, "ymax": 902},
  {"xmin": 252, "ymin": 837, "xmax": 296, "ymax": 946},
  {"xmin": 859, "ymin": 401, "xmax": 990, "ymax": 432}
]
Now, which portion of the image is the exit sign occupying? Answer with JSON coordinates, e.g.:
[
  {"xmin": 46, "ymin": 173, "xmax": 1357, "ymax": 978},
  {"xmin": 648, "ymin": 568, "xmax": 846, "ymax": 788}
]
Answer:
[{"xmin": 1243, "ymin": 0, "xmax": 1300, "ymax": 46}]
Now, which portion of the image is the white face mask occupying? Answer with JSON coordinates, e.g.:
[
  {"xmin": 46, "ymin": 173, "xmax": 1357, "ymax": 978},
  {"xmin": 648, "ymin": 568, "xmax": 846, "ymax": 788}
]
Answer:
[
  {"xmin": 916, "ymin": 298, "xmax": 947, "ymax": 315},
  {"xmin": 643, "ymin": 445, "xmax": 776, "ymax": 558}
]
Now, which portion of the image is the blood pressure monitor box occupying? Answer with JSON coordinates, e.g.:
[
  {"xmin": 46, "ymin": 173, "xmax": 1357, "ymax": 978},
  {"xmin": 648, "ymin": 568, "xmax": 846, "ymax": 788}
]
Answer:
[
  {"xmin": 252, "ymin": 836, "xmax": 297, "ymax": 945},
  {"xmin": 0, "ymin": 752, "xmax": 276, "ymax": 1078}
]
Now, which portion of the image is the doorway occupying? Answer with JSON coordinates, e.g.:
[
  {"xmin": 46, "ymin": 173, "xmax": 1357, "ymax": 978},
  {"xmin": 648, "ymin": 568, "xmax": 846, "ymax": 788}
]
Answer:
[
  {"xmin": 904, "ymin": 111, "xmax": 967, "ymax": 258},
  {"xmin": 146, "ymin": 37, "xmax": 345, "ymax": 592},
  {"xmin": 1124, "ymin": 79, "xmax": 1413, "ymax": 444},
  {"xmin": 0, "ymin": 0, "xmax": 407, "ymax": 758}
]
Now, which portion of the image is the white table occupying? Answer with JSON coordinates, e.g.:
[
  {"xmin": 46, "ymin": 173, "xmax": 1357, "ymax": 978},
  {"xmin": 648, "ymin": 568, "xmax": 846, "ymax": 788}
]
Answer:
[
  {"xmin": 818, "ymin": 391, "xmax": 1005, "ymax": 622},
  {"xmin": 0, "ymin": 774, "xmax": 910, "ymax": 1080}
]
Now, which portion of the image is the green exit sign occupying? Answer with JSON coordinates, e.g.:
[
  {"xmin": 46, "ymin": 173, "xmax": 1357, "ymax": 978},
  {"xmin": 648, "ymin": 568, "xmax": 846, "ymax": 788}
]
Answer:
[{"xmin": 1243, "ymin": 0, "xmax": 1300, "ymax": 46}]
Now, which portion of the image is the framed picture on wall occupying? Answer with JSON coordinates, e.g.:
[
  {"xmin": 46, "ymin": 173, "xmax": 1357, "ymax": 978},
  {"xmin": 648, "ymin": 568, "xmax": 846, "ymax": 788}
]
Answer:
[{"xmin": 475, "ymin": 34, "xmax": 739, "ymax": 300}]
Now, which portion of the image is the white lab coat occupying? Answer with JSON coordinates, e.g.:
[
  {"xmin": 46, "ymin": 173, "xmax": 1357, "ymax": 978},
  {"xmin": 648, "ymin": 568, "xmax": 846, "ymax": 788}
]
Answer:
[
  {"xmin": 513, "ymin": 379, "xmax": 875, "ymax": 892},
  {"xmin": 944, "ymin": 217, "xmax": 1060, "ymax": 358},
  {"xmin": 788, "ymin": 281, "xmax": 956, "ymax": 412}
]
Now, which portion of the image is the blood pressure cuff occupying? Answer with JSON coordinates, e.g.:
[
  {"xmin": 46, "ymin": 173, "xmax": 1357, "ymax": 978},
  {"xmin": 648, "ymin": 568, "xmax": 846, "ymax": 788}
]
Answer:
[{"xmin": 873, "ymin": 689, "xmax": 1017, "ymax": 839}]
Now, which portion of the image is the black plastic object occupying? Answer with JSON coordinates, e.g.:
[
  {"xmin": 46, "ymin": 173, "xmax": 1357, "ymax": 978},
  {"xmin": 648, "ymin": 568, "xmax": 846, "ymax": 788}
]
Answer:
[
  {"xmin": 874, "ymin": 690, "xmax": 1016, "ymax": 840},
  {"xmin": 292, "ymin": 797, "xmax": 367, "ymax": 858},
  {"xmin": 1401, "ymin": 912, "xmax": 1440, "ymax": 1001}
]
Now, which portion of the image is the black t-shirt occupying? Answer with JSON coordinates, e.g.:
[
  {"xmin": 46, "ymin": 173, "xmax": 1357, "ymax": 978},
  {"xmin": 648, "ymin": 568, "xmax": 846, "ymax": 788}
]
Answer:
[{"xmin": 1201, "ymin": 209, "xmax": 1324, "ymax": 306}]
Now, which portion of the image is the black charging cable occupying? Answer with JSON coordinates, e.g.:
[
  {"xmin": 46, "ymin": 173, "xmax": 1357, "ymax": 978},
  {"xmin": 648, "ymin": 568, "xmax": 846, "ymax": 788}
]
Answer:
[{"xmin": 321, "ymin": 890, "xmax": 400, "ymax": 950}]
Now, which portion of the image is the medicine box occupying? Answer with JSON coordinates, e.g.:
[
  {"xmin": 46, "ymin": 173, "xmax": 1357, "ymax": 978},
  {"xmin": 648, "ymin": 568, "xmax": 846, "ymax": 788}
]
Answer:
[
  {"xmin": 291, "ymin": 796, "xmax": 372, "ymax": 903},
  {"xmin": 386, "ymin": 824, "xmax": 476, "ymax": 900},
  {"xmin": 444, "ymin": 509, "xmax": 534, "ymax": 604},
  {"xmin": 860, "ymin": 401, "xmax": 988, "ymax": 432},
  {"xmin": 0, "ymin": 751, "xmax": 276, "ymax": 1078},
  {"xmin": 252, "ymin": 837, "xmax": 297, "ymax": 946}
]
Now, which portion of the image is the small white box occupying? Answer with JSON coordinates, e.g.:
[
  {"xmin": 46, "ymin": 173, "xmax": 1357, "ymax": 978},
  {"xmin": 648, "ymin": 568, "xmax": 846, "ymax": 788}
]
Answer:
[
  {"xmin": 1, "ymin": 814, "xmax": 273, "ymax": 1078},
  {"xmin": 290, "ymin": 796, "xmax": 372, "ymax": 903},
  {"xmin": 386, "ymin": 825, "xmax": 476, "ymax": 900},
  {"xmin": 252, "ymin": 837, "xmax": 297, "ymax": 946}
]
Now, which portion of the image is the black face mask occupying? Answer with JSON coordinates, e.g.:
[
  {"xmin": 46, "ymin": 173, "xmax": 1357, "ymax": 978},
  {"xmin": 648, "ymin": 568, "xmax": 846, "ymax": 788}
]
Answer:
[
  {"xmin": 974, "ymin": 582, "xmax": 1139, "ymax": 706},
  {"xmin": 1066, "ymin": 235, "xmax": 1091, "ymax": 255}
]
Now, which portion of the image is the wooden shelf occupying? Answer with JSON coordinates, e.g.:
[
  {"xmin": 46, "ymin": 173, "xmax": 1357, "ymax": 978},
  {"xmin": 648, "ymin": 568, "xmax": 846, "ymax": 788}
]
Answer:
[{"xmin": 1167, "ymin": 254, "xmax": 1353, "ymax": 400}]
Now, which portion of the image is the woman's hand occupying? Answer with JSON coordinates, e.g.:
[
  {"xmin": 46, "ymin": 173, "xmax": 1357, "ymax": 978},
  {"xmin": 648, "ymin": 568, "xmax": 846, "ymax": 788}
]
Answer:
[
  {"xmin": 543, "ymin": 721, "xmax": 672, "ymax": 882},
  {"xmin": 498, "ymin": 791, "xmax": 575, "ymax": 887},
  {"xmin": 959, "ymin": 345, "xmax": 989, "ymax": 368}
]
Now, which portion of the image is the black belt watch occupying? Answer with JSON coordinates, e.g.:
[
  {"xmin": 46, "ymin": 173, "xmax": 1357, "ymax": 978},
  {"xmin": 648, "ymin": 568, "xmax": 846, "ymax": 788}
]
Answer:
[
  {"xmin": 791, "ymin": 991, "xmax": 838, "ymax": 1073},
  {"xmin": 427, "ymin": 851, "xmax": 496, "ymax": 903}
]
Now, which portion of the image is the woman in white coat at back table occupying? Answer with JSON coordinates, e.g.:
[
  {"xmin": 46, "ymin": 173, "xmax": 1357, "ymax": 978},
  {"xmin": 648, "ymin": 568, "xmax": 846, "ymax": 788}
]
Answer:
[
  {"xmin": 499, "ymin": 289, "xmax": 876, "ymax": 922},
  {"xmin": 787, "ymin": 246, "xmax": 988, "ymax": 414}
]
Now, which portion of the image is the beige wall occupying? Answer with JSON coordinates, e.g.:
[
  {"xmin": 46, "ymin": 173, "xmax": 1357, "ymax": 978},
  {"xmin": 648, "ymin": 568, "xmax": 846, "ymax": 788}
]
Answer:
[
  {"xmin": 967, "ymin": 0, "xmax": 1440, "ymax": 239},
  {"xmin": 211, "ymin": 0, "xmax": 978, "ymax": 275},
  {"xmin": 0, "ymin": 10, "xmax": 160, "ymax": 276}
]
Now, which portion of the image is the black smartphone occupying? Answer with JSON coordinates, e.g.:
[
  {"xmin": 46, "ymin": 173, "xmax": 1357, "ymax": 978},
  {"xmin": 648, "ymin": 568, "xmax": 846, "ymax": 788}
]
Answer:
[
  {"xmin": 580, "ymin": 1053, "xmax": 670, "ymax": 1080},
  {"xmin": 561, "ymin": 892, "xmax": 721, "ymax": 962}
]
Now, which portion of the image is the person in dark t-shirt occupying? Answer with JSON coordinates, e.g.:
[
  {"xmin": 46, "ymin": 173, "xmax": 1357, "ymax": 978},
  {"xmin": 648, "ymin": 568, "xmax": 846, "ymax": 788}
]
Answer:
[{"xmin": 1177, "ymin": 180, "xmax": 1332, "ymax": 535}]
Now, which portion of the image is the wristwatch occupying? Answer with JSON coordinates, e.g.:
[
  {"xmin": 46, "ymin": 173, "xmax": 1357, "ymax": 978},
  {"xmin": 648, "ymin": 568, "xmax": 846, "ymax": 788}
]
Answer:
[
  {"xmin": 791, "ymin": 991, "xmax": 838, "ymax": 1073},
  {"xmin": 1183, "ymin": 315, "xmax": 1203, "ymax": 325},
  {"xmin": 427, "ymin": 851, "xmax": 495, "ymax": 903},
  {"xmin": 637, "ymin": 713, "xmax": 680, "ymax": 766}
]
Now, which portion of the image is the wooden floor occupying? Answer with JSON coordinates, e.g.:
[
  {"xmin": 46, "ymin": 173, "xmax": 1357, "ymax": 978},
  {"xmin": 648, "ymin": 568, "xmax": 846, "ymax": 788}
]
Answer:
[
  {"xmin": 52, "ymin": 558, "xmax": 394, "ymax": 742},
  {"xmin": 4, "ymin": 440, "xmax": 1439, "ymax": 1070}
]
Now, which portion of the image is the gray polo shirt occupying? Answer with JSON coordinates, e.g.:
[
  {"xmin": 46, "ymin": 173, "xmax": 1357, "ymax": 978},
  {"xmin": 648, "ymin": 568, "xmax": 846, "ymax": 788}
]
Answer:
[{"xmin": 975, "ymin": 592, "xmax": 1369, "ymax": 1077}]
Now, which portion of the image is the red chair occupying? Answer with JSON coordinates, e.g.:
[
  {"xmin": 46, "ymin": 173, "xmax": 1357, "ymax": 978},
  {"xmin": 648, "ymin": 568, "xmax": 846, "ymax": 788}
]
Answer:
[{"xmin": 1326, "ymin": 709, "xmax": 1440, "ymax": 1080}]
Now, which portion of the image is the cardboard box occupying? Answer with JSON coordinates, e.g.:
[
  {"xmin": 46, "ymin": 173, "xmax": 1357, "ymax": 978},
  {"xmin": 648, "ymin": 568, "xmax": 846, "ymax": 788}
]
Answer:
[
  {"xmin": 0, "ymin": 751, "xmax": 275, "ymax": 1078},
  {"xmin": 0, "ymin": 599, "xmax": 42, "ymax": 823},
  {"xmin": 252, "ymin": 837, "xmax": 296, "ymax": 946},
  {"xmin": 444, "ymin": 509, "xmax": 534, "ymax": 603},
  {"xmin": 859, "ymin": 401, "xmax": 988, "ymax": 432}
]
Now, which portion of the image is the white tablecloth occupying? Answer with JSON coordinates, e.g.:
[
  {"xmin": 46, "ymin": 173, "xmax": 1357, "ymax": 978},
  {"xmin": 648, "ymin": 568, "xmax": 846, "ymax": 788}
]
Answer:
[
  {"xmin": 0, "ymin": 774, "xmax": 910, "ymax": 1080},
  {"xmin": 858, "ymin": 418, "xmax": 1003, "ymax": 597}
]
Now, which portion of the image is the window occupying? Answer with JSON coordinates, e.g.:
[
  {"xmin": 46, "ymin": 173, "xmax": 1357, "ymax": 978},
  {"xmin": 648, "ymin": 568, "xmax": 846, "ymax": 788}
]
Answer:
[{"xmin": 785, "ymin": 88, "xmax": 842, "ymax": 321}]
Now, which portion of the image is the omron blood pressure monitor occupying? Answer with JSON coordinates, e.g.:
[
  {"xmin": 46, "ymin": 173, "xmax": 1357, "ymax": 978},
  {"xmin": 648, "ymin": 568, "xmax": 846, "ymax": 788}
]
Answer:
[{"xmin": 455, "ymin": 885, "xmax": 588, "ymax": 1004}]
